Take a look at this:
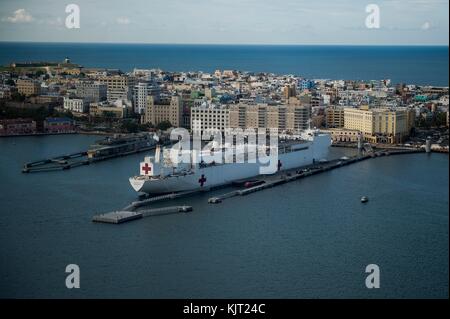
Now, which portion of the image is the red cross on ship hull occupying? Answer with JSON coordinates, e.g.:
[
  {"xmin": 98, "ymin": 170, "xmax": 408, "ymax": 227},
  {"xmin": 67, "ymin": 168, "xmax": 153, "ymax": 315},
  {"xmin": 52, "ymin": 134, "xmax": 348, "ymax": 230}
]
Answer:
[
  {"xmin": 142, "ymin": 163, "xmax": 152, "ymax": 175},
  {"xmin": 198, "ymin": 174, "xmax": 207, "ymax": 187}
]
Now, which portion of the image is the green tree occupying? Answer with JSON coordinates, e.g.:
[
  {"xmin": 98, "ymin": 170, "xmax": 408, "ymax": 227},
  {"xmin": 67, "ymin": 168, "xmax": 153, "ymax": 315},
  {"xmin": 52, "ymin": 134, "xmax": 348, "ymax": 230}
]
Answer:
[
  {"xmin": 121, "ymin": 120, "xmax": 139, "ymax": 133},
  {"xmin": 102, "ymin": 111, "xmax": 116, "ymax": 119},
  {"xmin": 156, "ymin": 120, "xmax": 172, "ymax": 131},
  {"xmin": 35, "ymin": 70, "xmax": 45, "ymax": 77},
  {"xmin": 11, "ymin": 92, "xmax": 25, "ymax": 102},
  {"xmin": 139, "ymin": 122, "xmax": 154, "ymax": 131},
  {"xmin": 433, "ymin": 112, "xmax": 448, "ymax": 127}
]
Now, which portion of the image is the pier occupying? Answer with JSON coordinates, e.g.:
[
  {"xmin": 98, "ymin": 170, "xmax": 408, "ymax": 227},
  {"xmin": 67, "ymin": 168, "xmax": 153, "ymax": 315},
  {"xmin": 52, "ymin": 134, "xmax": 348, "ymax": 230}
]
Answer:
[
  {"xmin": 22, "ymin": 151, "xmax": 89, "ymax": 173},
  {"xmin": 206, "ymin": 148, "xmax": 425, "ymax": 204},
  {"xmin": 93, "ymin": 187, "xmax": 194, "ymax": 224},
  {"xmin": 22, "ymin": 133, "xmax": 164, "ymax": 173},
  {"xmin": 92, "ymin": 206, "xmax": 192, "ymax": 224},
  {"xmin": 22, "ymin": 145, "xmax": 157, "ymax": 173}
]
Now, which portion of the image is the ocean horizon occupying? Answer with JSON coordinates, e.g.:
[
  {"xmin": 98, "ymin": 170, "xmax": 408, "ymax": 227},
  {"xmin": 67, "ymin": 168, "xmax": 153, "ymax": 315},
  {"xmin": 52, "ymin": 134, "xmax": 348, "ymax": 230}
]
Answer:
[{"xmin": 0, "ymin": 42, "xmax": 448, "ymax": 86}]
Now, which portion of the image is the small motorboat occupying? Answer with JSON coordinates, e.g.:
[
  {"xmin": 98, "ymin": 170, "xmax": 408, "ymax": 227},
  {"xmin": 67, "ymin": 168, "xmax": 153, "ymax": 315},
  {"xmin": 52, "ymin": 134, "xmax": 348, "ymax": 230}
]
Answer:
[{"xmin": 361, "ymin": 196, "xmax": 369, "ymax": 203}]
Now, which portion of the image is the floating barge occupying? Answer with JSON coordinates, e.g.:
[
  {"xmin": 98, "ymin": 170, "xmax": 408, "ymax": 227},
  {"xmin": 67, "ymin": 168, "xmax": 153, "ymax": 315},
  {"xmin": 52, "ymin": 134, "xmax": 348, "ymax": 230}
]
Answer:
[
  {"xmin": 22, "ymin": 133, "xmax": 159, "ymax": 173},
  {"xmin": 92, "ymin": 206, "xmax": 192, "ymax": 224},
  {"xmin": 92, "ymin": 211, "xmax": 143, "ymax": 224}
]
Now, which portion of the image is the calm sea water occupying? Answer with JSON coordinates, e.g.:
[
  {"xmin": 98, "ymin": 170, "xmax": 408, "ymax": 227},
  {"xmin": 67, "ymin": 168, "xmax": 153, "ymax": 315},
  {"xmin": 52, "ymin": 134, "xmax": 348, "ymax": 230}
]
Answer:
[
  {"xmin": 0, "ymin": 134, "xmax": 448, "ymax": 298},
  {"xmin": 0, "ymin": 43, "xmax": 448, "ymax": 86}
]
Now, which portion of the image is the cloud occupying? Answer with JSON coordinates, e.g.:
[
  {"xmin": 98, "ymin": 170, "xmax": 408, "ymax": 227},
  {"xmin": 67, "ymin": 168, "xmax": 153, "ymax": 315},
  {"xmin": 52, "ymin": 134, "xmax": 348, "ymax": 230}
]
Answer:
[
  {"xmin": 421, "ymin": 21, "xmax": 431, "ymax": 30},
  {"xmin": 45, "ymin": 17, "xmax": 63, "ymax": 26},
  {"xmin": 116, "ymin": 17, "xmax": 130, "ymax": 25},
  {"xmin": 3, "ymin": 9, "xmax": 34, "ymax": 23}
]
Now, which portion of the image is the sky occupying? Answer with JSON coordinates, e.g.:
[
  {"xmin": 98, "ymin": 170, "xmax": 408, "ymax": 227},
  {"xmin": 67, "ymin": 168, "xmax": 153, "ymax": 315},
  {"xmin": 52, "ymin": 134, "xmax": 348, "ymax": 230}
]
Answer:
[{"xmin": 0, "ymin": 0, "xmax": 448, "ymax": 45}]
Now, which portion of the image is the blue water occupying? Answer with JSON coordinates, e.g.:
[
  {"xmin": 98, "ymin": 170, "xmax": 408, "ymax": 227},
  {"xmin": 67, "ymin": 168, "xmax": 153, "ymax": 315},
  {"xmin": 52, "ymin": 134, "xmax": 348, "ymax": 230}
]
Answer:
[
  {"xmin": 0, "ymin": 135, "xmax": 448, "ymax": 298},
  {"xmin": 0, "ymin": 42, "xmax": 448, "ymax": 86}
]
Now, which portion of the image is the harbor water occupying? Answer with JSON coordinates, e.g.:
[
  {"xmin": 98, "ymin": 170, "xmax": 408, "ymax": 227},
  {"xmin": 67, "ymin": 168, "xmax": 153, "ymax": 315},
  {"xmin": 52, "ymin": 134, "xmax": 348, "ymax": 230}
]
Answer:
[{"xmin": 0, "ymin": 134, "xmax": 448, "ymax": 298}]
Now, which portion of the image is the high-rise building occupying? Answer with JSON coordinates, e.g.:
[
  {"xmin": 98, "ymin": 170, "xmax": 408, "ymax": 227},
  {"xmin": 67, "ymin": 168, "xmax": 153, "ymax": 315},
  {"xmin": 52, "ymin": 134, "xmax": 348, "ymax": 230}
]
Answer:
[
  {"xmin": 75, "ymin": 81, "xmax": 107, "ymax": 103},
  {"xmin": 190, "ymin": 102, "xmax": 230, "ymax": 133},
  {"xmin": 97, "ymin": 75, "xmax": 135, "ymax": 102},
  {"xmin": 325, "ymin": 106, "xmax": 345, "ymax": 128},
  {"xmin": 283, "ymin": 84, "xmax": 297, "ymax": 100},
  {"xmin": 229, "ymin": 103, "xmax": 311, "ymax": 132},
  {"xmin": 142, "ymin": 95, "xmax": 183, "ymax": 127},
  {"xmin": 132, "ymin": 82, "xmax": 161, "ymax": 115}
]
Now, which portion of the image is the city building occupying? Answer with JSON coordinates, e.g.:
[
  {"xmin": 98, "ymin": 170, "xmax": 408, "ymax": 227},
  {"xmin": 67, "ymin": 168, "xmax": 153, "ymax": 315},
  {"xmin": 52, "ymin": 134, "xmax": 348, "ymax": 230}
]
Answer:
[
  {"xmin": 43, "ymin": 117, "xmax": 75, "ymax": 134},
  {"xmin": 0, "ymin": 86, "xmax": 14, "ymax": 99},
  {"xmin": 190, "ymin": 102, "xmax": 230, "ymax": 133},
  {"xmin": 64, "ymin": 97, "xmax": 89, "ymax": 113},
  {"xmin": 30, "ymin": 95, "xmax": 63, "ymax": 106},
  {"xmin": 229, "ymin": 103, "xmax": 311, "ymax": 132},
  {"xmin": 17, "ymin": 79, "xmax": 41, "ymax": 96},
  {"xmin": 132, "ymin": 82, "xmax": 161, "ymax": 115},
  {"xmin": 344, "ymin": 107, "xmax": 414, "ymax": 143},
  {"xmin": 97, "ymin": 75, "xmax": 135, "ymax": 102},
  {"xmin": 325, "ymin": 106, "xmax": 345, "ymax": 128},
  {"xmin": 89, "ymin": 99, "xmax": 132, "ymax": 119},
  {"xmin": 75, "ymin": 81, "xmax": 107, "ymax": 103},
  {"xmin": 142, "ymin": 95, "xmax": 183, "ymax": 127},
  {"xmin": 204, "ymin": 87, "xmax": 216, "ymax": 99},
  {"xmin": 322, "ymin": 128, "xmax": 361, "ymax": 142},
  {"xmin": 283, "ymin": 84, "xmax": 297, "ymax": 100},
  {"xmin": 300, "ymin": 79, "xmax": 315, "ymax": 91},
  {"xmin": 0, "ymin": 118, "xmax": 37, "ymax": 136}
]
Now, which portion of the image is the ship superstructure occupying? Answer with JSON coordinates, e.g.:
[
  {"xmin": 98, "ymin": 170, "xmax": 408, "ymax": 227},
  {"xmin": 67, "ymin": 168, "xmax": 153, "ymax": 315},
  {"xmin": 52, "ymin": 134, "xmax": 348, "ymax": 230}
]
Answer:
[{"xmin": 129, "ymin": 129, "xmax": 331, "ymax": 194}]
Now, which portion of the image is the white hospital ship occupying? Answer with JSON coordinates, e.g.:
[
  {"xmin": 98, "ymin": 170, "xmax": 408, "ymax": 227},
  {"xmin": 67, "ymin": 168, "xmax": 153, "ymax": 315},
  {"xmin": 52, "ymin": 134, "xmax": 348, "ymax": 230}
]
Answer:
[{"xmin": 129, "ymin": 129, "xmax": 331, "ymax": 194}]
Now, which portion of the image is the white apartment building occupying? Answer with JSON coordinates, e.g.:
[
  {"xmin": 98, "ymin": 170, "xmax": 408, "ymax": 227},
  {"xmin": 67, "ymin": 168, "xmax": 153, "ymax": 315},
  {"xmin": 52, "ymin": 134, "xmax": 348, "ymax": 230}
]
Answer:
[
  {"xmin": 64, "ymin": 97, "xmax": 89, "ymax": 113},
  {"xmin": 133, "ymin": 82, "xmax": 161, "ymax": 114},
  {"xmin": 190, "ymin": 102, "xmax": 230, "ymax": 133}
]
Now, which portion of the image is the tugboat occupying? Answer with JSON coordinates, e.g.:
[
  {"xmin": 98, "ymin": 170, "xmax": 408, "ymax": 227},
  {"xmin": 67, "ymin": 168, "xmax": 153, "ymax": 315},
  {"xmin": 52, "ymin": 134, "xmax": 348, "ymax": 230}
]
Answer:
[{"xmin": 361, "ymin": 196, "xmax": 369, "ymax": 203}]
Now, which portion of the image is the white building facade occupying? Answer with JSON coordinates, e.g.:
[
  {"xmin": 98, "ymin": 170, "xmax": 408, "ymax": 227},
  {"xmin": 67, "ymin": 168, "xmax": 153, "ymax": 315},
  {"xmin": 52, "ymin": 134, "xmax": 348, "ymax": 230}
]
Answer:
[
  {"xmin": 64, "ymin": 97, "xmax": 89, "ymax": 113},
  {"xmin": 190, "ymin": 102, "xmax": 230, "ymax": 133}
]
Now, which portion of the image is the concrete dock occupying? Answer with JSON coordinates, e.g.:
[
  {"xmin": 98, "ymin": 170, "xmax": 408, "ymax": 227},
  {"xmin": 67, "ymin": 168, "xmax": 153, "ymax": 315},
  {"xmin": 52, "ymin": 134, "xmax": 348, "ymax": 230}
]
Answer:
[
  {"xmin": 92, "ymin": 211, "xmax": 143, "ymax": 224},
  {"xmin": 22, "ymin": 142, "xmax": 162, "ymax": 173},
  {"xmin": 92, "ymin": 206, "xmax": 193, "ymax": 224}
]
